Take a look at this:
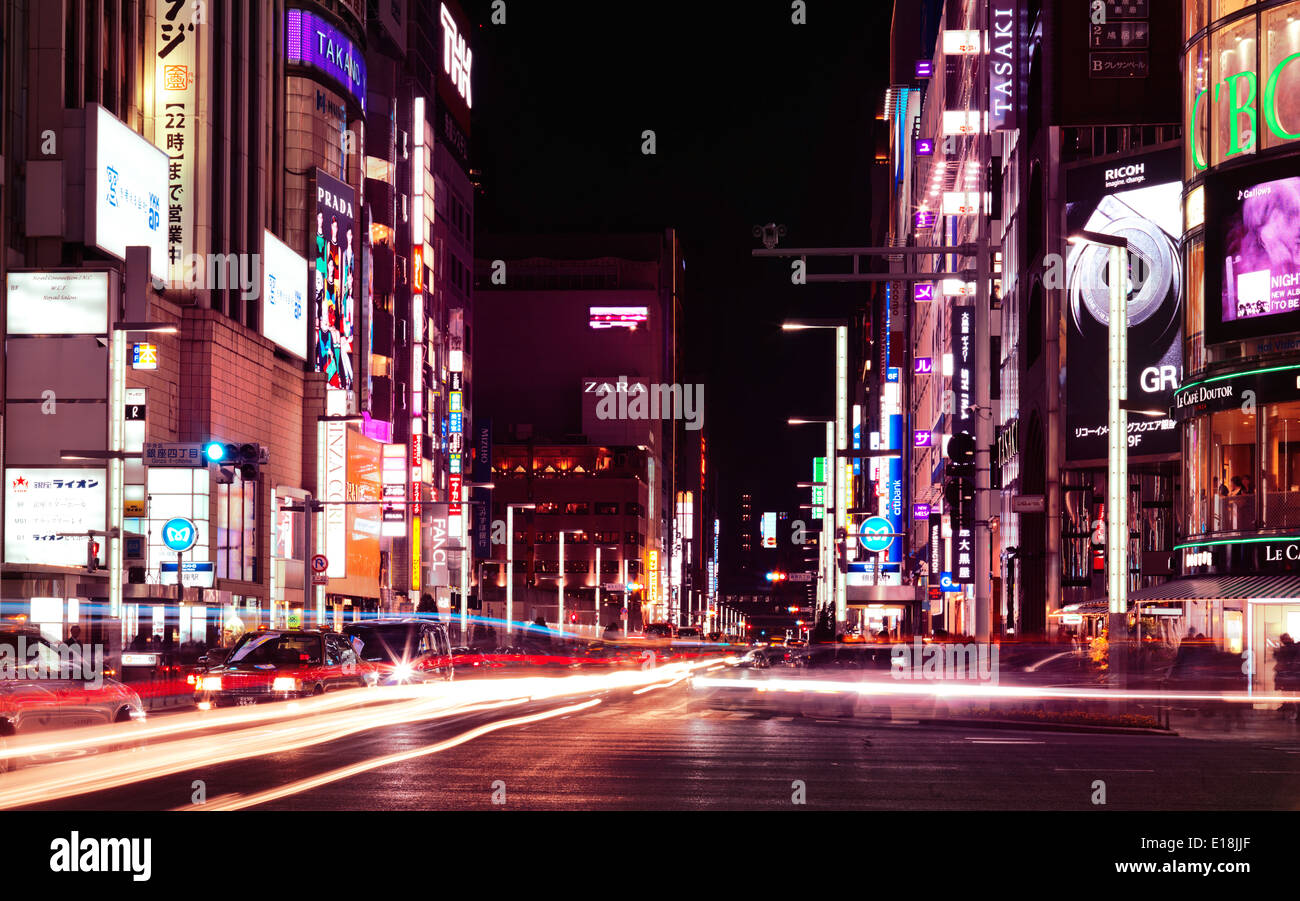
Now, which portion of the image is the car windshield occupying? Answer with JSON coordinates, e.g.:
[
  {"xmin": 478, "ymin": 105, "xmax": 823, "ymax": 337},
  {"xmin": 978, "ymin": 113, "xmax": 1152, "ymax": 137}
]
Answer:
[
  {"xmin": 227, "ymin": 633, "xmax": 321, "ymax": 666},
  {"xmin": 346, "ymin": 625, "xmax": 420, "ymax": 663}
]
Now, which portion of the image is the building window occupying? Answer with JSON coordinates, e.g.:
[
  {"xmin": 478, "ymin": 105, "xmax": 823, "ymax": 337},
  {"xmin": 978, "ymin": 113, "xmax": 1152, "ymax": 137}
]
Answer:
[
  {"xmin": 564, "ymin": 502, "xmax": 590, "ymax": 515},
  {"xmin": 1262, "ymin": 400, "xmax": 1300, "ymax": 528},
  {"xmin": 595, "ymin": 502, "xmax": 619, "ymax": 515},
  {"xmin": 217, "ymin": 472, "xmax": 258, "ymax": 582},
  {"xmin": 624, "ymin": 502, "xmax": 645, "ymax": 517}
]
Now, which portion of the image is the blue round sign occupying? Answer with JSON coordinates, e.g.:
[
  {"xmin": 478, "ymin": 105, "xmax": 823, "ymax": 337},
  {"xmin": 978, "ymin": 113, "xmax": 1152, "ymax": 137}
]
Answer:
[
  {"xmin": 859, "ymin": 516, "xmax": 894, "ymax": 553},
  {"xmin": 161, "ymin": 517, "xmax": 198, "ymax": 553}
]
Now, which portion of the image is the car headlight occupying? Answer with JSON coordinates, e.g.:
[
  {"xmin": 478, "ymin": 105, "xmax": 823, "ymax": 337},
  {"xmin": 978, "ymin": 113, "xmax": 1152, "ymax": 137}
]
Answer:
[
  {"xmin": 200, "ymin": 676, "xmax": 223, "ymax": 691},
  {"xmin": 392, "ymin": 663, "xmax": 414, "ymax": 683},
  {"xmin": 272, "ymin": 677, "xmax": 300, "ymax": 692}
]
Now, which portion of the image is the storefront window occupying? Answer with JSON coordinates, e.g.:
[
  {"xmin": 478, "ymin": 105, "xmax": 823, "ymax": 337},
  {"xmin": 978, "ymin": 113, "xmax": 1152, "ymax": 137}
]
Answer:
[
  {"xmin": 1207, "ymin": 407, "xmax": 1257, "ymax": 531},
  {"xmin": 1262, "ymin": 3, "xmax": 1300, "ymax": 149},
  {"xmin": 1186, "ymin": 416, "xmax": 1211, "ymax": 535},
  {"xmin": 1210, "ymin": 17, "xmax": 1258, "ymax": 167},
  {"xmin": 217, "ymin": 473, "xmax": 258, "ymax": 582},
  {"xmin": 1261, "ymin": 400, "xmax": 1300, "ymax": 527}
]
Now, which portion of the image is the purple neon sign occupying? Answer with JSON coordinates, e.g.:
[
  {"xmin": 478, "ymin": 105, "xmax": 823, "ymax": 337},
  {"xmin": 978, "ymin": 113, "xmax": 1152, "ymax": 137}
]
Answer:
[{"xmin": 287, "ymin": 9, "xmax": 367, "ymax": 111}]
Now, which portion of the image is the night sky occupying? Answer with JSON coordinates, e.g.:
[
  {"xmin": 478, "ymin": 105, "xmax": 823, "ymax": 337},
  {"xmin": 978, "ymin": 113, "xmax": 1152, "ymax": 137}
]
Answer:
[{"xmin": 467, "ymin": 1, "xmax": 895, "ymax": 581}]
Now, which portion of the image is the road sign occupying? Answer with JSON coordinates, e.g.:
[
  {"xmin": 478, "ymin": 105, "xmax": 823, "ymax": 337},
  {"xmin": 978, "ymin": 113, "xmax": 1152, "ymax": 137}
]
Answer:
[
  {"xmin": 144, "ymin": 442, "xmax": 208, "ymax": 467},
  {"xmin": 161, "ymin": 517, "xmax": 198, "ymax": 553},
  {"xmin": 939, "ymin": 572, "xmax": 960, "ymax": 592},
  {"xmin": 602, "ymin": 583, "xmax": 624, "ymax": 592},
  {"xmin": 311, "ymin": 554, "xmax": 328, "ymax": 574},
  {"xmin": 859, "ymin": 516, "xmax": 894, "ymax": 552},
  {"xmin": 788, "ymin": 572, "xmax": 814, "ymax": 582},
  {"xmin": 159, "ymin": 561, "xmax": 215, "ymax": 587}
]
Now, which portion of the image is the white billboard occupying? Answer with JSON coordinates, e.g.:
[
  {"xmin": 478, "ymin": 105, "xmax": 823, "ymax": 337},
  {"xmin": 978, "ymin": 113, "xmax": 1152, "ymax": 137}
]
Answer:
[
  {"xmin": 4, "ymin": 468, "xmax": 107, "ymax": 568},
  {"xmin": 262, "ymin": 230, "xmax": 308, "ymax": 359},
  {"xmin": 6, "ymin": 271, "xmax": 110, "ymax": 335},
  {"xmin": 85, "ymin": 103, "xmax": 167, "ymax": 281}
]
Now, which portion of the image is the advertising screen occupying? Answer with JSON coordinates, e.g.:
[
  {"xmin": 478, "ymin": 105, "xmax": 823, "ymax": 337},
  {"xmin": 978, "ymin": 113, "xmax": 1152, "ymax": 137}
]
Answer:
[
  {"xmin": 285, "ymin": 9, "xmax": 366, "ymax": 111},
  {"xmin": 346, "ymin": 430, "xmax": 382, "ymax": 588},
  {"xmin": 1064, "ymin": 146, "xmax": 1182, "ymax": 461},
  {"xmin": 1203, "ymin": 155, "xmax": 1300, "ymax": 345},
  {"xmin": 85, "ymin": 104, "xmax": 167, "ymax": 281},
  {"xmin": 263, "ymin": 230, "xmax": 308, "ymax": 359},
  {"xmin": 313, "ymin": 170, "xmax": 358, "ymax": 390}
]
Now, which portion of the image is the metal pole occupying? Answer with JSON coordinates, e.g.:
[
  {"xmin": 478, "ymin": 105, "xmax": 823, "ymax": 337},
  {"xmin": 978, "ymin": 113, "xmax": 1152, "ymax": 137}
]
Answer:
[
  {"xmin": 506, "ymin": 505, "xmax": 514, "ymax": 642},
  {"xmin": 558, "ymin": 530, "xmax": 565, "ymax": 628},
  {"xmin": 304, "ymin": 494, "xmax": 318, "ymax": 628},
  {"xmin": 974, "ymin": 0, "xmax": 993, "ymax": 642},
  {"xmin": 1108, "ymin": 244, "xmax": 1130, "ymax": 691},
  {"xmin": 596, "ymin": 545, "xmax": 602, "ymax": 629}
]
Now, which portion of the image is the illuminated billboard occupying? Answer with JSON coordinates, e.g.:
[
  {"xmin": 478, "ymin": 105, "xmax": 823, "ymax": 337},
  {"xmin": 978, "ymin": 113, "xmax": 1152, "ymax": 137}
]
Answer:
[
  {"xmin": 1204, "ymin": 153, "xmax": 1300, "ymax": 345},
  {"xmin": 6, "ymin": 272, "xmax": 109, "ymax": 335},
  {"xmin": 760, "ymin": 511, "xmax": 777, "ymax": 549},
  {"xmin": 312, "ymin": 169, "xmax": 357, "ymax": 391},
  {"xmin": 263, "ymin": 230, "xmax": 308, "ymax": 360},
  {"xmin": 589, "ymin": 307, "xmax": 648, "ymax": 330},
  {"xmin": 85, "ymin": 104, "xmax": 167, "ymax": 281},
  {"xmin": 1065, "ymin": 146, "xmax": 1182, "ymax": 460}
]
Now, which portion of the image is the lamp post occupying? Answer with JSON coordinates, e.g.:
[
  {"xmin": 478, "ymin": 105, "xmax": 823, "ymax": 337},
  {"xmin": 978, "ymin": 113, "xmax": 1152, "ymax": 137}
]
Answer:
[
  {"xmin": 789, "ymin": 417, "xmax": 836, "ymax": 633},
  {"xmin": 1069, "ymin": 230, "xmax": 1130, "ymax": 689},
  {"xmin": 556, "ymin": 528, "xmax": 588, "ymax": 631},
  {"xmin": 784, "ymin": 319, "xmax": 850, "ymax": 628},
  {"xmin": 506, "ymin": 503, "xmax": 535, "ymax": 643}
]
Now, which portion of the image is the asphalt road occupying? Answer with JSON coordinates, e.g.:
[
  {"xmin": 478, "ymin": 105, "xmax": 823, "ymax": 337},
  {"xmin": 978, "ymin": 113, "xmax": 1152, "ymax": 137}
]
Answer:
[{"xmin": 20, "ymin": 680, "xmax": 1300, "ymax": 811}]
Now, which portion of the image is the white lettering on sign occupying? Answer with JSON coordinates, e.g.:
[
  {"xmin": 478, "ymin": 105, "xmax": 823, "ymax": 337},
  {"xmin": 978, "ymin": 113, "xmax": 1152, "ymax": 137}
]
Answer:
[
  {"xmin": 441, "ymin": 4, "xmax": 472, "ymax": 109},
  {"xmin": 325, "ymin": 421, "xmax": 346, "ymax": 577}
]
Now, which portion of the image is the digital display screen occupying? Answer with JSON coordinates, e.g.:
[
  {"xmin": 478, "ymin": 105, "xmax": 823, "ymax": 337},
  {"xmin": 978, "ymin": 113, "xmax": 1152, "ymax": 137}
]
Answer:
[{"xmin": 1221, "ymin": 176, "xmax": 1300, "ymax": 324}]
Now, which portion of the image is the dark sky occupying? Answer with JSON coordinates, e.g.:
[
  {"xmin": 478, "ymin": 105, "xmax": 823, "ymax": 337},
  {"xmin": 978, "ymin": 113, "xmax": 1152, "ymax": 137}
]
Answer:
[{"xmin": 466, "ymin": 0, "xmax": 895, "ymax": 577}]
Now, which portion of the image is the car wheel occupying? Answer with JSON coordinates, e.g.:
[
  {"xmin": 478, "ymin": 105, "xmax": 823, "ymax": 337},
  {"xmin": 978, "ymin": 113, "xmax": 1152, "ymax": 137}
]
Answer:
[{"xmin": 312, "ymin": 684, "xmax": 325, "ymax": 696}]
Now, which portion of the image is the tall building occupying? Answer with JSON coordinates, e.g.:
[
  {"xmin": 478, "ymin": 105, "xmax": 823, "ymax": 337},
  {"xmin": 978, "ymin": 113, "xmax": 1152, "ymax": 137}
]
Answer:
[
  {"xmin": 472, "ymin": 231, "xmax": 685, "ymax": 630},
  {"xmin": 1169, "ymin": 0, "xmax": 1300, "ymax": 686},
  {"xmin": 883, "ymin": 0, "xmax": 1182, "ymax": 638},
  {"xmin": 0, "ymin": 1, "xmax": 478, "ymax": 654}
]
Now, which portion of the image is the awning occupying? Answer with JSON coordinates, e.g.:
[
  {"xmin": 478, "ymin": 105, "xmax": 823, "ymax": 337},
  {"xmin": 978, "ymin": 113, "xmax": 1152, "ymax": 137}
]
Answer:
[{"xmin": 1085, "ymin": 575, "xmax": 1300, "ymax": 606}]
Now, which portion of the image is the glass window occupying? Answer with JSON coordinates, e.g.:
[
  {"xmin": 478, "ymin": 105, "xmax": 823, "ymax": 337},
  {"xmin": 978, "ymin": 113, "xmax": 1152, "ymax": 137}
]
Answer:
[
  {"xmin": 1187, "ymin": 41, "xmax": 1209, "ymax": 173},
  {"xmin": 1214, "ymin": 0, "xmax": 1255, "ymax": 19},
  {"xmin": 1261, "ymin": 400, "xmax": 1300, "ymax": 528},
  {"xmin": 217, "ymin": 472, "xmax": 258, "ymax": 582},
  {"xmin": 1261, "ymin": 3, "xmax": 1300, "ymax": 149},
  {"xmin": 1186, "ymin": 238, "xmax": 1205, "ymax": 375},
  {"xmin": 1210, "ymin": 407, "xmax": 1257, "ymax": 531},
  {"xmin": 1187, "ymin": 0, "xmax": 1208, "ymax": 39},
  {"xmin": 1210, "ymin": 17, "xmax": 1258, "ymax": 167}
]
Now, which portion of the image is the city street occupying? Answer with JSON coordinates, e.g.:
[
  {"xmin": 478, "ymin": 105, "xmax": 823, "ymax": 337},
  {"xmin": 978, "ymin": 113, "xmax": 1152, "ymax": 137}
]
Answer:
[{"xmin": 21, "ymin": 680, "xmax": 1300, "ymax": 811}]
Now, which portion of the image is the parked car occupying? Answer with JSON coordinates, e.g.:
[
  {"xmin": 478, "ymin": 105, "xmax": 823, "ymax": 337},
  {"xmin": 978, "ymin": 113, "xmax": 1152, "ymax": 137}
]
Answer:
[
  {"xmin": 194, "ymin": 629, "xmax": 375, "ymax": 708},
  {"xmin": 644, "ymin": 623, "xmax": 675, "ymax": 640},
  {"xmin": 342, "ymin": 620, "xmax": 453, "ymax": 684},
  {"xmin": 0, "ymin": 625, "xmax": 146, "ymax": 773}
]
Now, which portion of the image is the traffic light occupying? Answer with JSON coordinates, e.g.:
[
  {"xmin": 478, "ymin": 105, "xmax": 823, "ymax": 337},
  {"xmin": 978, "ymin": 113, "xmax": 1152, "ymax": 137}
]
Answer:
[
  {"xmin": 87, "ymin": 539, "xmax": 100, "ymax": 573},
  {"xmin": 204, "ymin": 441, "xmax": 266, "ymax": 481}
]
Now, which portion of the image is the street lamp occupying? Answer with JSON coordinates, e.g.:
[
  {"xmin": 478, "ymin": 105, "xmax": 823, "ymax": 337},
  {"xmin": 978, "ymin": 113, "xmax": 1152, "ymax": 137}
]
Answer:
[
  {"xmin": 556, "ymin": 528, "xmax": 586, "ymax": 630},
  {"xmin": 506, "ymin": 503, "xmax": 535, "ymax": 642},
  {"xmin": 789, "ymin": 416, "xmax": 837, "ymax": 630},
  {"xmin": 1069, "ymin": 229, "xmax": 1130, "ymax": 686}
]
